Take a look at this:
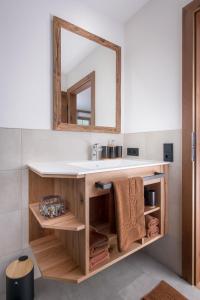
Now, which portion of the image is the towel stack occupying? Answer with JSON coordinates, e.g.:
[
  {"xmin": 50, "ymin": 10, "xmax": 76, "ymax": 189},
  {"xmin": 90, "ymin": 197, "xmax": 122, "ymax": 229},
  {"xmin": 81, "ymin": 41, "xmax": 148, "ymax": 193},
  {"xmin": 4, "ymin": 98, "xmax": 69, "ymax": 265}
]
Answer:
[
  {"xmin": 90, "ymin": 230, "xmax": 109, "ymax": 270},
  {"xmin": 145, "ymin": 215, "xmax": 159, "ymax": 238}
]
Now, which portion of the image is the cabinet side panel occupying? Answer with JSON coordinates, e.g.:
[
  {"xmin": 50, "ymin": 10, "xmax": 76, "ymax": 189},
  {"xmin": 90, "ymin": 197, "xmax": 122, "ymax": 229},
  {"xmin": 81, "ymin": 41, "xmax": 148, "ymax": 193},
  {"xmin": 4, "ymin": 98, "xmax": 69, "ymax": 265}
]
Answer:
[
  {"xmin": 29, "ymin": 170, "xmax": 55, "ymax": 242},
  {"xmin": 54, "ymin": 178, "xmax": 87, "ymax": 274}
]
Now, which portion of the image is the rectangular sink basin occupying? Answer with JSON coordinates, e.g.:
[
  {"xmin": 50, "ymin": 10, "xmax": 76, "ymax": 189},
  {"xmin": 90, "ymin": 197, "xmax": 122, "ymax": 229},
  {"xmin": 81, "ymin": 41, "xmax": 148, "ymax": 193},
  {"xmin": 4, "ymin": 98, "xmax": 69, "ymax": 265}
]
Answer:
[{"xmin": 68, "ymin": 159, "xmax": 148, "ymax": 171}]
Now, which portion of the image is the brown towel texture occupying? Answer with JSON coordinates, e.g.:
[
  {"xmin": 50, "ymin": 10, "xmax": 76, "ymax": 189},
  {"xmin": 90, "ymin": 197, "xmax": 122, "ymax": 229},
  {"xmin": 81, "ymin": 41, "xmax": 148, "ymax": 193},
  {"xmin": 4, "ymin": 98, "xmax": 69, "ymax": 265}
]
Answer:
[
  {"xmin": 89, "ymin": 231, "xmax": 109, "ymax": 270},
  {"xmin": 90, "ymin": 231, "xmax": 108, "ymax": 249},
  {"xmin": 142, "ymin": 280, "xmax": 188, "ymax": 300},
  {"xmin": 145, "ymin": 215, "xmax": 159, "ymax": 238},
  {"xmin": 113, "ymin": 177, "xmax": 146, "ymax": 252},
  {"xmin": 90, "ymin": 245, "xmax": 107, "ymax": 258},
  {"xmin": 90, "ymin": 249, "xmax": 109, "ymax": 270},
  {"xmin": 146, "ymin": 226, "xmax": 159, "ymax": 238},
  {"xmin": 145, "ymin": 215, "xmax": 159, "ymax": 228}
]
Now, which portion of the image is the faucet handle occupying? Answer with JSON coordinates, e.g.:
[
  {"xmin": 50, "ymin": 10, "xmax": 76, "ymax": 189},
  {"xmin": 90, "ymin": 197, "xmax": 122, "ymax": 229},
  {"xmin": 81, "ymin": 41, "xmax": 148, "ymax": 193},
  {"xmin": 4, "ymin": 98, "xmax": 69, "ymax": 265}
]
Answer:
[{"xmin": 93, "ymin": 143, "xmax": 101, "ymax": 149}]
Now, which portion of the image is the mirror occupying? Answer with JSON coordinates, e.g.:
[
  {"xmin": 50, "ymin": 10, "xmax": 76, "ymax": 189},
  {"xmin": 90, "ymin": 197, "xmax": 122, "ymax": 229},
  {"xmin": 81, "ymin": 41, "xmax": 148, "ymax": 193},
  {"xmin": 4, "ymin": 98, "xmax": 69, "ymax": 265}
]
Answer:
[{"xmin": 53, "ymin": 17, "xmax": 121, "ymax": 133}]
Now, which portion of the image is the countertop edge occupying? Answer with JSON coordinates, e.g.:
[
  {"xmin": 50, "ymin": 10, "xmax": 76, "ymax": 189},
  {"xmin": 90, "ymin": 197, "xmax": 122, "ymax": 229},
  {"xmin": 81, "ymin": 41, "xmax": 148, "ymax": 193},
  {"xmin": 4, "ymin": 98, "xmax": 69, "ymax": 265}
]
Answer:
[{"xmin": 28, "ymin": 161, "xmax": 170, "ymax": 177}]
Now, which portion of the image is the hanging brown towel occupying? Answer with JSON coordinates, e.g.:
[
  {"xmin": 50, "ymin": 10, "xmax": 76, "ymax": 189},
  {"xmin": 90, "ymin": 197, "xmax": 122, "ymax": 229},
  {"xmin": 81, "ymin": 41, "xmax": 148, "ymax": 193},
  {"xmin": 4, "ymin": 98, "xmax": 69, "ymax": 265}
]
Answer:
[{"xmin": 113, "ymin": 177, "xmax": 146, "ymax": 252}]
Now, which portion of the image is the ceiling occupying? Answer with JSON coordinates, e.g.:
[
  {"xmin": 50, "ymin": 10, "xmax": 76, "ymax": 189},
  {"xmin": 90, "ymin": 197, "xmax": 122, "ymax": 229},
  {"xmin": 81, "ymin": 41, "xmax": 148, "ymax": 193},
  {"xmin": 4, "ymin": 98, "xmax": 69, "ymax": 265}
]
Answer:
[
  {"xmin": 80, "ymin": 0, "xmax": 150, "ymax": 23},
  {"xmin": 61, "ymin": 28, "xmax": 99, "ymax": 74}
]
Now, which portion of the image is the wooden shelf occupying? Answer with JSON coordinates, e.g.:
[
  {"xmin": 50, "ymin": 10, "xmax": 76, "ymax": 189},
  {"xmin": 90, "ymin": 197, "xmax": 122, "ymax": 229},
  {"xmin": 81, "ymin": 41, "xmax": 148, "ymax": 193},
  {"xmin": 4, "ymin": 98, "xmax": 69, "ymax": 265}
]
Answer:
[
  {"xmin": 144, "ymin": 178, "xmax": 161, "ymax": 186},
  {"xmin": 29, "ymin": 203, "xmax": 85, "ymax": 231},
  {"xmin": 30, "ymin": 235, "xmax": 84, "ymax": 283},
  {"xmin": 86, "ymin": 234, "xmax": 163, "ymax": 279},
  {"xmin": 141, "ymin": 235, "xmax": 161, "ymax": 245},
  {"xmin": 144, "ymin": 206, "xmax": 160, "ymax": 215}
]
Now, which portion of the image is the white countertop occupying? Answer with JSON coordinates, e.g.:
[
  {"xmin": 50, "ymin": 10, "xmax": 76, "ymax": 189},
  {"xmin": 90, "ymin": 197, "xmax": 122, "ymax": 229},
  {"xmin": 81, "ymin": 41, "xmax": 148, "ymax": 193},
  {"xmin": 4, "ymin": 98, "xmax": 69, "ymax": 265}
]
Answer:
[{"xmin": 27, "ymin": 158, "xmax": 169, "ymax": 176}]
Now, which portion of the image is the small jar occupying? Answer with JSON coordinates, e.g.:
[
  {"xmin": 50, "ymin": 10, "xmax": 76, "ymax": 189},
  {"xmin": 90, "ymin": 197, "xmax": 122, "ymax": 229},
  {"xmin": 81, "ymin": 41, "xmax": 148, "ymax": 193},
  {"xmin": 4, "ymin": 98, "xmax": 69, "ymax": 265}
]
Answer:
[
  {"xmin": 147, "ymin": 190, "xmax": 157, "ymax": 207},
  {"xmin": 102, "ymin": 146, "xmax": 109, "ymax": 159},
  {"xmin": 116, "ymin": 146, "xmax": 123, "ymax": 158},
  {"xmin": 109, "ymin": 146, "xmax": 116, "ymax": 158}
]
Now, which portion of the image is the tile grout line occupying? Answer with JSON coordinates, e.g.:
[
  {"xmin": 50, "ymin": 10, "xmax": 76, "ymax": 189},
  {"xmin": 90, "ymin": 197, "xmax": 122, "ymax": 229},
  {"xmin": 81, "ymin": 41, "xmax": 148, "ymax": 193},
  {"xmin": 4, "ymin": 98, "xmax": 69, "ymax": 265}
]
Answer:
[{"xmin": 20, "ymin": 128, "xmax": 23, "ymax": 252}]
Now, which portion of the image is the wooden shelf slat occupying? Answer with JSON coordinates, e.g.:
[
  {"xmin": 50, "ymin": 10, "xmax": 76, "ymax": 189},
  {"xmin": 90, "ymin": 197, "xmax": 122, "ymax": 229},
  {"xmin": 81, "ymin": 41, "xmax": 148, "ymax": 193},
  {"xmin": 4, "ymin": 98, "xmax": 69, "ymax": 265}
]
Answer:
[
  {"xmin": 30, "ymin": 235, "xmax": 84, "ymax": 283},
  {"xmin": 144, "ymin": 178, "xmax": 161, "ymax": 186},
  {"xmin": 144, "ymin": 206, "xmax": 160, "ymax": 215},
  {"xmin": 29, "ymin": 203, "xmax": 85, "ymax": 231}
]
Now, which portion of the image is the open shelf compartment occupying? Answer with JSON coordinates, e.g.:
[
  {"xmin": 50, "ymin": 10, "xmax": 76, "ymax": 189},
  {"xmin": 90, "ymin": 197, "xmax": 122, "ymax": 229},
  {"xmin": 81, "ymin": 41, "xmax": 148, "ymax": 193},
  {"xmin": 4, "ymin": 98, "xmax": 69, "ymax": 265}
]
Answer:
[
  {"xmin": 30, "ymin": 235, "xmax": 84, "ymax": 283},
  {"xmin": 88, "ymin": 191, "xmax": 164, "ymax": 275},
  {"xmin": 29, "ymin": 170, "xmax": 87, "ymax": 283},
  {"xmin": 88, "ymin": 233, "xmax": 163, "ymax": 275},
  {"xmin": 30, "ymin": 203, "xmax": 85, "ymax": 231}
]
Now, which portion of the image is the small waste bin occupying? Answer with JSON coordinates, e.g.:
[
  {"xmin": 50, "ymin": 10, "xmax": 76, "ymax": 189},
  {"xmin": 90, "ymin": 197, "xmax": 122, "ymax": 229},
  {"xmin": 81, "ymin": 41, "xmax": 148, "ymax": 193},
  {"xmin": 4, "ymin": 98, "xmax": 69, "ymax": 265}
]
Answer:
[{"xmin": 6, "ymin": 256, "xmax": 34, "ymax": 300}]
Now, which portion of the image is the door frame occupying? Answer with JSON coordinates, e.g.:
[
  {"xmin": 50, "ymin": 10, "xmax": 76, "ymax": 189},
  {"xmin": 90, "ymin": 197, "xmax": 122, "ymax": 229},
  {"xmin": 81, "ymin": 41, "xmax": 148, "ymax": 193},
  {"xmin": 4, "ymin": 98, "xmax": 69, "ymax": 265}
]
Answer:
[{"xmin": 182, "ymin": 0, "xmax": 200, "ymax": 285}]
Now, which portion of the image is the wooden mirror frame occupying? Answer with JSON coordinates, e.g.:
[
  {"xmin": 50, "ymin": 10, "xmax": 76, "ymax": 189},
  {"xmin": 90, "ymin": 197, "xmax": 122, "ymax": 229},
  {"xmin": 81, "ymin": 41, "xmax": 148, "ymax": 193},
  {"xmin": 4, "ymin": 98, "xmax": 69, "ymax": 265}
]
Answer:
[{"xmin": 53, "ymin": 16, "xmax": 121, "ymax": 133}]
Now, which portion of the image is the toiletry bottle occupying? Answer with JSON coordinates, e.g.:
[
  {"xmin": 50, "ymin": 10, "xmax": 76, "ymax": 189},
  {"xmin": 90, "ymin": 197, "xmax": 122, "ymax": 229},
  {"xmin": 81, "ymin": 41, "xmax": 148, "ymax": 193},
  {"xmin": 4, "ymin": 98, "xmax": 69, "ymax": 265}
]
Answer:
[
  {"xmin": 116, "ymin": 145, "xmax": 123, "ymax": 158},
  {"xmin": 109, "ymin": 140, "xmax": 116, "ymax": 159},
  {"xmin": 102, "ymin": 146, "xmax": 109, "ymax": 159}
]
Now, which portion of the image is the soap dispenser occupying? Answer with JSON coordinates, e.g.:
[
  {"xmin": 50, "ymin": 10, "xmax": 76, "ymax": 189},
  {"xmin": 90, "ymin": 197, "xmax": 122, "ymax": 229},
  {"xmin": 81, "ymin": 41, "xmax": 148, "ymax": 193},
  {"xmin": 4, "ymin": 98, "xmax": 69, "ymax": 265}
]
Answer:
[{"xmin": 91, "ymin": 143, "xmax": 102, "ymax": 161}]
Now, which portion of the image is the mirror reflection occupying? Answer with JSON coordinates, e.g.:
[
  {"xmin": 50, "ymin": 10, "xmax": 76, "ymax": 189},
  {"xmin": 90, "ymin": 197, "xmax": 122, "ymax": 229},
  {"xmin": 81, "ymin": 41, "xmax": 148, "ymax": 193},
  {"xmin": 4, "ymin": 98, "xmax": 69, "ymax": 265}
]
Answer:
[{"xmin": 61, "ymin": 28, "xmax": 116, "ymax": 127}]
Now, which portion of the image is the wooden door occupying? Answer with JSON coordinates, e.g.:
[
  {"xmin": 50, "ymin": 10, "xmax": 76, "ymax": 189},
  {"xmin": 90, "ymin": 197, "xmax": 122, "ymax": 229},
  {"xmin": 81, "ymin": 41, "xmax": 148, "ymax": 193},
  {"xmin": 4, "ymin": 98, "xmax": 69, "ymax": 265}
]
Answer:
[
  {"xmin": 195, "ymin": 9, "xmax": 200, "ymax": 287},
  {"xmin": 182, "ymin": 0, "xmax": 200, "ymax": 286}
]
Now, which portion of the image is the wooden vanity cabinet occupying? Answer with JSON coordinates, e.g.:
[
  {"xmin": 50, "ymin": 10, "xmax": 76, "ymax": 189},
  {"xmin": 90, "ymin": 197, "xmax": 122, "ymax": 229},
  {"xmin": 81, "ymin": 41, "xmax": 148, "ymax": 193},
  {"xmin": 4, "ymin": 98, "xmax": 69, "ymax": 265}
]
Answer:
[{"xmin": 28, "ymin": 164, "xmax": 168, "ymax": 283}]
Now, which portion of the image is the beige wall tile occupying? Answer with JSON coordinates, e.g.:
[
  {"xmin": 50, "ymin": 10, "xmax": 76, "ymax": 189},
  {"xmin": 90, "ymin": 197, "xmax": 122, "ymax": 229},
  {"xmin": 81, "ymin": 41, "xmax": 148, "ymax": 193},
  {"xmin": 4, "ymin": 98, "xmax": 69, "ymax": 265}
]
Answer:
[
  {"xmin": 0, "ymin": 211, "xmax": 22, "ymax": 258},
  {"xmin": 0, "ymin": 128, "xmax": 21, "ymax": 170},
  {"xmin": 22, "ymin": 208, "xmax": 29, "ymax": 249},
  {"xmin": 124, "ymin": 132, "xmax": 146, "ymax": 158},
  {"xmin": 22, "ymin": 129, "xmax": 123, "ymax": 166},
  {"xmin": 0, "ymin": 170, "xmax": 21, "ymax": 214},
  {"xmin": 21, "ymin": 168, "xmax": 28, "ymax": 209}
]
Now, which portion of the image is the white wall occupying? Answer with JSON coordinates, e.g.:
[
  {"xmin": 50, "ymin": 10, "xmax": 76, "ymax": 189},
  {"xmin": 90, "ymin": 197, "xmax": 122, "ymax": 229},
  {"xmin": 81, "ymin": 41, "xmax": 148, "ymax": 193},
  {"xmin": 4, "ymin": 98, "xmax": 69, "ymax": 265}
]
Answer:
[
  {"xmin": 0, "ymin": 0, "xmax": 124, "ymax": 130},
  {"xmin": 62, "ymin": 46, "xmax": 116, "ymax": 127},
  {"xmin": 124, "ymin": 0, "xmax": 190, "ymax": 133}
]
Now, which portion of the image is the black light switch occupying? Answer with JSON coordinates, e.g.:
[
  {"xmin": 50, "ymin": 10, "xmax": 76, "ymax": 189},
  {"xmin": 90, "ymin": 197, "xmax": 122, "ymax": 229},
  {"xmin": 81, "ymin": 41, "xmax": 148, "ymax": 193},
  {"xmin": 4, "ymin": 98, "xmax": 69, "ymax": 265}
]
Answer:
[
  {"xmin": 163, "ymin": 143, "xmax": 173, "ymax": 162},
  {"xmin": 127, "ymin": 148, "xmax": 139, "ymax": 156}
]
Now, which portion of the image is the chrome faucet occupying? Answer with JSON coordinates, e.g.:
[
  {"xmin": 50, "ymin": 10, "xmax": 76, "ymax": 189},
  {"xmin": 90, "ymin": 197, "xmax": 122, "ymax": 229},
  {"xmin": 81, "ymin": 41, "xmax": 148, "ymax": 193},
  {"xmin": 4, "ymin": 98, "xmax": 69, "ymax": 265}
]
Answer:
[{"xmin": 91, "ymin": 143, "xmax": 102, "ymax": 160}]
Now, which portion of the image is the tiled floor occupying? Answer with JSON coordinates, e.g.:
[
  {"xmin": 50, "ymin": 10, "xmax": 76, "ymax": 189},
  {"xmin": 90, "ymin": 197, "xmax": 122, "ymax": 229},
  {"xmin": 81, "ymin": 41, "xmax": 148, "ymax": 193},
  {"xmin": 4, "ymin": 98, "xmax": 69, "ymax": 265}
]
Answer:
[{"xmin": 1, "ymin": 252, "xmax": 200, "ymax": 300}]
